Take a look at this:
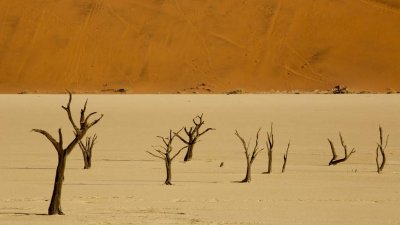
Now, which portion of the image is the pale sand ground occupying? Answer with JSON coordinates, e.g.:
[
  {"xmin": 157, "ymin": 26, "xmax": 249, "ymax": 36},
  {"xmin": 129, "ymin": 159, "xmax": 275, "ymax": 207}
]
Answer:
[{"xmin": 0, "ymin": 94, "xmax": 399, "ymax": 225}]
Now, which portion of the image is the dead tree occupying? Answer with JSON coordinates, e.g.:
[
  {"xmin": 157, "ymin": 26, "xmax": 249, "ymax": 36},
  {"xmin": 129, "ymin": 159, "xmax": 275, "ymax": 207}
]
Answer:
[
  {"xmin": 32, "ymin": 92, "xmax": 103, "ymax": 215},
  {"xmin": 327, "ymin": 133, "xmax": 356, "ymax": 166},
  {"xmin": 235, "ymin": 128, "xmax": 264, "ymax": 183},
  {"xmin": 376, "ymin": 126, "xmax": 389, "ymax": 174},
  {"xmin": 79, "ymin": 134, "xmax": 97, "ymax": 169},
  {"xmin": 265, "ymin": 124, "xmax": 274, "ymax": 174},
  {"xmin": 175, "ymin": 114, "xmax": 215, "ymax": 161},
  {"xmin": 281, "ymin": 141, "xmax": 291, "ymax": 173},
  {"xmin": 146, "ymin": 130, "xmax": 187, "ymax": 185}
]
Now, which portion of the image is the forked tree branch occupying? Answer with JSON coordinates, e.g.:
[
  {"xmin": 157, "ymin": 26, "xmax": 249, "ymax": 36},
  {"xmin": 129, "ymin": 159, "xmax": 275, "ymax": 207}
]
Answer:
[
  {"xmin": 328, "ymin": 133, "xmax": 356, "ymax": 166},
  {"xmin": 250, "ymin": 128, "xmax": 264, "ymax": 163},
  {"xmin": 376, "ymin": 126, "xmax": 389, "ymax": 173},
  {"xmin": 234, "ymin": 130, "xmax": 249, "ymax": 159},
  {"xmin": 61, "ymin": 91, "xmax": 79, "ymax": 133},
  {"xmin": 172, "ymin": 146, "xmax": 188, "ymax": 160},
  {"xmin": 148, "ymin": 129, "xmax": 184, "ymax": 161},
  {"xmin": 34, "ymin": 92, "xmax": 103, "ymax": 156},
  {"xmin": 32, "ymin": 129, "xmax": 60, "ymax": 152}
]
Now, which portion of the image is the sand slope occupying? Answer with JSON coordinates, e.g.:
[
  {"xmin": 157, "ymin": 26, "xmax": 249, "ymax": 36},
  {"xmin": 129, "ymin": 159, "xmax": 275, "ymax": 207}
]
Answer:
[
  {"xmin": 0, "ymin": 0, "xmax": 399, "ymax": 93},
  {"xmin": 0, "ymin": 95, "xmax": 400, "ymax": 224}
]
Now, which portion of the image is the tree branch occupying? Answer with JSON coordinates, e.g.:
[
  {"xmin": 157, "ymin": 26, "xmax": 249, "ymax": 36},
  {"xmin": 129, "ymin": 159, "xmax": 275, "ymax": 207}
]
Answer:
[
  {"xmin": 198, "ymin": 127, "xmax": 215, "ymax": 137},
  {"xmin": 61, "ymin": 91, "xmax": 79, "ymax": 132},
  {"xmin": 157, "ymin": 136, "xmax": 168, "ymax": 146},
  {"xmin": 174, "ymin": 132, "xmax": 189, "ymax": 144},
  {"xmin": 58, "ymin": 128, "xmax": 63, "ymax": 149},
  {"xmin": 80, "ymin": 99, "xmax": 88, "ymax": 126},
  {"xmin": 87, "ymin": 114, "xmax": 104, "ymax": 129},
  {"xmin": 171, "ymin": 146, "xmax": 188, "ymax": 160},
  {"xmin": 32, "ymin": 129, "xmax": 60, "ymax": 153},
  {"xmin": 146, "ymin": 151, "xmax": 165, "ymax": 160},
  {"xmin": 234, "ymin": 130, "xmax": 248, "ymax": 154}
]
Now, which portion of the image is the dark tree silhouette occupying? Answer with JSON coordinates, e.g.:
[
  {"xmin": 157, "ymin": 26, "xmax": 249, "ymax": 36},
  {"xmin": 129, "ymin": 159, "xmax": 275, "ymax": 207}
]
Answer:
[
  {"xmin": 79, "ymin": 134, "xmax": 97, "ymax": 169},
  {"xmin": 327, "ymin": 133, "xmax": 355, "ymax": 166},
  {"xmin": 376, "ymin": 126, "xmax": 389, "ymax": 174},
  {"xmin": 281, "ymin": 141, "xmax": 291, "ymax": 173},
  {"xmin": 32, "ymin": 92, "xmax": 103, "ymax": 215},
  {"xmin": 146, "ymin": 129, "xmax": 187, "ymax": 185},
  {"xmin": 175, "ymin": 114, "xmax": 215, "ymax": 161},
  {"xmin": 265, "ymin": 124, "xmax": 274, "ymax": 174},
  {"xmin": 235, "ymin": 128, "xmax": 264, "ymax": 183}
]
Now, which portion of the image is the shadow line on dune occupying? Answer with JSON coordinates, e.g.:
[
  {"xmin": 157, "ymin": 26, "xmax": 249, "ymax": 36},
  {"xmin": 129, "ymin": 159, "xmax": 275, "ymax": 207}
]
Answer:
[
  {"xmin": 174, "ymin": 180, "xmax": 220, "ymax": 184},
  {"xmin": 231, "ymin": 180, "xmax": 247, "ymax": 184},
  {"xmin": 64, "ymin": 180, "xmax": 162, "ymax": 186},
  {"xmin": 0, "ymin": 167, "xmax": 81, "ymax": 170},
  {"xmin": 0, "ymin": 212, "xmax": 47, "ymax": 216},
  {"xmin": 97, "ymin": 159, "xmax": 153, "ymax": 162}
]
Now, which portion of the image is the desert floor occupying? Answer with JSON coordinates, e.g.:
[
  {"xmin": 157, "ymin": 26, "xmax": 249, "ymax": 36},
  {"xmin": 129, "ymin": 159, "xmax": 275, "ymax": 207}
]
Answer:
[{"xmin": 0, "ymin": 94, "xmax": 399, "ymax": 225}]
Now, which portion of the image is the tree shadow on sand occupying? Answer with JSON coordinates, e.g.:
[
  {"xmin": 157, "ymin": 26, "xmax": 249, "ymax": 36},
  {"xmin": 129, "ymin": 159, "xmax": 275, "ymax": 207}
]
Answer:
[{"xmin": 0, "ymin": 212, "xmax": 47, "ymax": 216}]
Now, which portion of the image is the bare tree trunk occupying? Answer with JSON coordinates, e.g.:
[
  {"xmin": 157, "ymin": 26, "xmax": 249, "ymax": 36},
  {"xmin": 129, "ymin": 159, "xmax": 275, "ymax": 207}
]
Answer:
[
  {"xmin": 281, "ymin": 141, "xmax": 291, "ymax": 173},
  {"xmin": 242, "ymin": 162, "xmax": 252, "ymax": 183},
  {"xmin": 82, "ymin": 151, "xmax": 91, "ymax": 169},
  {"xmin": 376, "ymin": 126, "xmax": 388, "ymax": 174},
  {"xmin": 281, "ymin": 158, "xmax": 287, "ymax": 173},
  {"xmin": 184, "ymin": 144, "xmax": 194, "ymax": 162},
  {"xmin": 79, "ymin": 134, "xmax": 97, "ymax": 170},
  {"xmin": 86, "ymin": 155, "xmax": 91, "ymax": 169},
  {"xmin": 379, "ymin": 150, "xmax": 386, "ymax": 172},
  {"xmin": 165, "ymin": 159, "xmax": 172, "ymax": 185},
  {"xmin": 265, "ymin": 124, "xmax": 274, "ymax": 174},
  {"xmin": 376, "ymin": 147, "xmax": 380, "ymax": 173},
  {"xmin": 48, "ymin": 153, "xmax": 67, "ymax": 215},
  {"xmin": 235, "ymin": 129, "xmax": 263, "ymax": 183},
  {"xmin": 267, "ymin": 150, "xmax": 272, "ymax": 174},
  {"xmin": 376, "ymin": 148, "xmax": 386, "ymax": 173}
]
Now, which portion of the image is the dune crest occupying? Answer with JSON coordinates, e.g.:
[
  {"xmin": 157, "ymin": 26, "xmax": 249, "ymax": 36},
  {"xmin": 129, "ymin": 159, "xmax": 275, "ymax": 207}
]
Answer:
[{"xmin": 0, "ymin": 0, "xmax": 399, "ymax": 93}]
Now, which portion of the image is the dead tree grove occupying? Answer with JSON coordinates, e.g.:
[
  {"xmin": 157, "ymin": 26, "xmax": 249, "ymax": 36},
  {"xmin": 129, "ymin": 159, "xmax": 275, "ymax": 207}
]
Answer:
[
  {"xmin": 175, "ymin": 114, "xmax": 215, "ymax": 162},
  {"xmin": 376, "ymin": 126, "xmax": 389, "ymax": 174},
  {"xmin": 281, "ymin": 141, "xmax": 291, "ymax": 173},
  {"xmin": 146, "ymin": 130, "xmax": 188, "ymax": 185},
  {"xmin": 265, "ymin": 124, "xmax": 274, "ymax": 174},
  {"xmin": 235, "ymin": 128, "xmax": 264, "ymax": 183},
  {"xmin": 32, "ymin": 92, "xmax": 103, "ymax": 215},
  {"xmin": 327, "ymin": 133, "xmax": 356, "ymax": 166},
  {"xmin": 79, "ymin": 134, "xmax": 97, "ymax": 169}
]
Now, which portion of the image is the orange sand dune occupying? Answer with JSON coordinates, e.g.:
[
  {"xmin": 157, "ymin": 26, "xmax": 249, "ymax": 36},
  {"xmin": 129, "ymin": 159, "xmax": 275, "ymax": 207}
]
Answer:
[{"xmin": 0, "ymin": 0, "xmax": 399, "ymax": 93}]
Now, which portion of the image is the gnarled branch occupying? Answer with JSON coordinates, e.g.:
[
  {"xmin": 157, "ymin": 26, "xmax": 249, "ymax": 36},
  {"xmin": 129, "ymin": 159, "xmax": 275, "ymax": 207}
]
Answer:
[
  {"xmin": 281, "ymin": 141, "xmax": 291, "ymax": 173},
  {"xmin": 376, "ymin": 126, "xmax": 389, "ymax": 173},
  {"xmin": 328, "ymin": 133, "xmax": 356, "ymax": 166},
  {"xmin": 61, "ymin": 91, "xmax": 79, "ymax": 133},
  {"xmin": 32, "ymin": 129, "xmax": 60, "ymax": 153}
]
